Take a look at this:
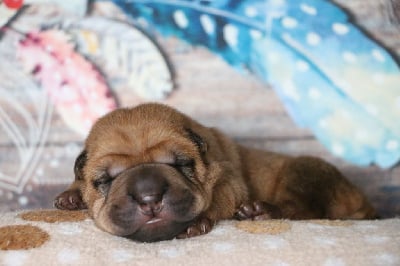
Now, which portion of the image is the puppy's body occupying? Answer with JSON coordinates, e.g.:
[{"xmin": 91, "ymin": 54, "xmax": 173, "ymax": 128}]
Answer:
[{"xmin": 55, "ymin": 103, "xmax": 376, "ymax": 242}]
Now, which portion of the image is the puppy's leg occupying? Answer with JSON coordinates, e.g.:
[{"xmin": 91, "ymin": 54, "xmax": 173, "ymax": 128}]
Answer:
[
  {"xmin": 54, "ymin": 150, "xmax": 87, "ymax": 210},
  {"xmin": 234, "ymin": 201, "xmax": 282, "ymax": 220},
  {"xmin": 54, "ymin": 181, "xmax": 86, "ymax": 210},
  {"xmin": 176, "ymin": 217, "xmax": 214, "ymax": 239}
]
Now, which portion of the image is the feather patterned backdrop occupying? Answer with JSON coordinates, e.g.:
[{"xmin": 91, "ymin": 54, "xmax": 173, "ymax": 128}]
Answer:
[{"xmin": 108, "ymin": 0, "xmax": 400, "ymax": 168}]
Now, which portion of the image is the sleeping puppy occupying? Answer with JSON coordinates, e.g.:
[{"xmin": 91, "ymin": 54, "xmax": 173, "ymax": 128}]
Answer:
[{"xmin": 54, "ymin": 103, "xmax": 377, "ymax": 242}]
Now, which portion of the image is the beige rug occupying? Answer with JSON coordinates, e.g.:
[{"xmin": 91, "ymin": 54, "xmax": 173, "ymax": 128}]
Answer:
[{"xmin": 0, "ymin": 210, "xmax": 399, "ymax": 266}]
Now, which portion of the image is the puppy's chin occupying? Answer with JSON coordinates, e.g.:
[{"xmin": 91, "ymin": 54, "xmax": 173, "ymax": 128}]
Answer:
[{"xmin": 126, "ymin": 220, "xmax": 192, "ymax": 242}]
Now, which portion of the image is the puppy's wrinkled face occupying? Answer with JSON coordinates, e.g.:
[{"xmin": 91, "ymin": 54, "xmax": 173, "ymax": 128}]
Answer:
[{"xmin": 79, "ymin": 107, "xmax": 213, "ymax": 242}]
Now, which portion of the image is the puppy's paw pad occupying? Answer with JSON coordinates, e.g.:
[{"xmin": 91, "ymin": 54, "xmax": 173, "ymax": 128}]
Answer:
[
  {"xmin": 235, "ymin": 201, "xmax": 281, "ymax": 220},
  {"xmin": 54, "ymin": 190, "xmax": 86, "ymax": 210},
  {"xmin": 177, "ymin": 217, "xmax": 214, "ymax": 239}
]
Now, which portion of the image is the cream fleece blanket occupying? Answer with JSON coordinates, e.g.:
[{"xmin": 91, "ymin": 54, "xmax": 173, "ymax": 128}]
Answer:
[{"xmin": 0, "ymin": 210, "xmax": 399, "ymax": 266}]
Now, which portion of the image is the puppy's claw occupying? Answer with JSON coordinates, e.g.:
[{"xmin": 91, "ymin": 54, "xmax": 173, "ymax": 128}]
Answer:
[
  {"xmin": 234, "ymin": 201, "xmax": 281, "ymax": 220},
  {"xmin": 54, "ymin": 190, "xmax": 87, "ymax": 210},
  {"xmin": 177, "ymin": 217, "xmax": 214, "ymax": 239}
]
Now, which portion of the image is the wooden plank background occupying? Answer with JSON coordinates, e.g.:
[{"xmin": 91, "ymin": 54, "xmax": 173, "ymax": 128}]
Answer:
[{"xmin": 0, "ymin": 1, "xmax": 399, "ymax": 217}]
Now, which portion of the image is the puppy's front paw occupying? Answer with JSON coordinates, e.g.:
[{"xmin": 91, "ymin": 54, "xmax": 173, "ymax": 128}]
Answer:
[
  {"xmin": 235, "ymin": 201, "xmax": 282, "ymax": 220},
  {"xmin": 177, "ymin": 217, "xmax": 214, "ymax": 239},
  {"xmin": 54, "ymin": 190, "xmax": 87, "ymax": 210}
]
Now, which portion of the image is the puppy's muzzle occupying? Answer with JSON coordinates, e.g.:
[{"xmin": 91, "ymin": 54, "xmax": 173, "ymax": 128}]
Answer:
[
  {"xmin": 102, "ymin": 164, "xmax": 198, "ymax": 242},
  {"xmin": 127, "ymin": 168, "xmax": 168, "ymax": 218}
]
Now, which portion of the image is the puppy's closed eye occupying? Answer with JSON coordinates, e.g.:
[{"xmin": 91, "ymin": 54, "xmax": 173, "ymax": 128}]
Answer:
[
  {"xmin": 93, "ymin": 174, "xmax": 113, "ymax": 196},
  {"xmin": 172, "ymin": 155, "xmax": 195, "ymax": 180}
]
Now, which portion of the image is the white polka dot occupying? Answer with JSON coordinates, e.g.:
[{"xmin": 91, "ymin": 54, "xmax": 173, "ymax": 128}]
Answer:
[
  {"xmin": 342, "ymin": 51, "xmax": 357, "ymax": 63},
  {"xmin": 268, "ymin": 52, "xmax": 280, "ymax": 63},
  {"xmin": 50, "ymin": 159, "xmax": 60, "ymax": 168},
  {"xmin": 250, "ymin": 30, "xmax": 263, "ymax": 40},
  {"xmin": 372, "ymin": 49, "xmax": 386, "ymax": 63},
  {"xmin": 318, "ymin": 118, "xmax": 329, "ymax": 128},
  {"xmin": 112, "ymin": 249, "xmax": 134, "ymax": 263},
  {"xmin": 272, "ymin": 261, "xmax": 290, "ymax": 266},
  {"xmin": 365, "ymin": 104, "xmax": 379, "ymax": 116},
  {"xmin": 365, "ymin": 235, "xmax": 390, "ymax": 244},
  {"xmin": 213, "ymin": 242, "xmax": 234, "ymax": 252},
  {"xmin": 300, "ymin": 3, "xmax": 317, "ymax": 15},
  {"xmin": 374, "ymin": 253, "xmax": 399, "ymax": 265},
  {"xmin": 173, "ymin": 10, "xmax": 189, "ymax": 29},
  {"xmin": 18, "ymin": 196, "xmax": 28, "ymax": 206},
  {"xmin": 314, "ymin": 236, "xmax": 337, "ymax": 246},
  {"xmin": 263, "ymin": 236, "xmax": 287, "ymax": 249},
  {"xmin": 269, "ymin": 0, "xmax": 286, "ymax": 7},
  {"xmin": 296, "ymin": 60, "xmax": 310, "ymax": 72},
  {"xmin": 160, "ymin": 247, "xmax": 181, "ymax": 258},
  {"xmin": 223, "ymin": 24, "xmax": 239, "ymax": 48},
  {"xmin": 64, "ymin": 142, "xmax": 81, "ymax": 157},
  {"xmin": 307, "ymin": 32, "xmax": 321, "ymax": 46},
  {"xmin": 72, "ymin": 104, "xmax": 83, "ymax": 114},
  {"xmin": 355, "ymin": 130, "xmax": 369, "ymax": 141},
  {"xmin": 57, "ymin": 224, "xmax": 83, "ymax": 235},
  {"xmin": 332, "ymin": 23, "xmax": 349, "ymax": 35},
  {"xmin": 200, "ymin": 14, "xmax": 215, "ymax": 35},
  {"xmin": 54, "ymin": 72, "xmax": 62, "ymax": 82},
  {"xmin": 245, "ymin": 6, "xmax": 258, "ymax": 17},
  {"xmin": 36, "ymin": 168, "xmax": 44, "ymax": 176},
  {"xmin": 46, "ymin": 45, "xmax": 54, "ymax": 52},
  {"xmin": 210, "ymin": 226, "xmax": 228, "ymax": 236},
  {"xmin": 386, "ymin": 140, "xmax": 399, "ymax": 151},
  {"xmin": 2, "ymin": 251, "xmax": 28, "ymax": 266},
  {"xmin": 332, "ymin": 143, "xmax": 345, "ymax": 156},
  {"xmin": 372, "ymin": 73, "xmax": 385, "ymax": 85},
  {"xmin": 354, "ymin": 224, "xmax": 378, "ymax": 231},
  {"xmin": 60, "ymin": 86, "xmax": 76, "ymax": 101},
  {"xmin": 306, "ymin": 222, "xmax": 326, "ymax": 229},
  {"xmin": 282, "ymin": 81, "xmax": 301, "ymax": 101},
  {"xmin": 308, "ymin": 87, "xmax": 321, "ymax": 99},
  {"xmin": 57, "ymin": 248, "xmax": 80, "ymax": 264},
  {"xmin": 282, "ymin": 16, "xmax": 298, "ymax": 29},
  {"xmin": 324, "ymin": 257, "xmax": 346, "ymax": 266}
]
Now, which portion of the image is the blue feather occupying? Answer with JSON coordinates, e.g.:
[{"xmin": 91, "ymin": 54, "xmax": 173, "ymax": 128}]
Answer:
[{"xmin": 107, "ymin": 0, "xmax": 400, "ymax": 168}]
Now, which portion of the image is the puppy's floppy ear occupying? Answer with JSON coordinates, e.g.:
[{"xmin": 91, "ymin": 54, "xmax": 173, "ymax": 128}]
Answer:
[
  {"xmin": 185, "ymin": 128, "xmax": 208, "ymax": 154},
  {"xmin": 54, "ymin": 150, "xmax": 88, "ymax": 210},
  {"xmin": 74, "ymin": 150, "xmax": 87, "ymax": 181}
]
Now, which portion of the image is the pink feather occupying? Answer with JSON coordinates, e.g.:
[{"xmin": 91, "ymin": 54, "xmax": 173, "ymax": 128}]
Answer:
[{"xmin": 17, "ymin": 29, "xmax": 117, "ymax": 135}]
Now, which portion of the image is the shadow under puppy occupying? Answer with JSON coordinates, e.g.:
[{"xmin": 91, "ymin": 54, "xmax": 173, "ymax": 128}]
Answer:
[{"xmin": 55, "ymin": 103, "xmax": 377, "ymax": 242}]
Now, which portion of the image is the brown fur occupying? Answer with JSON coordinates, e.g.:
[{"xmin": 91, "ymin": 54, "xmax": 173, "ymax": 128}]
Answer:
[{"xmin": 55, "ymin": 103, "xmax": 377, "ymax": 242}]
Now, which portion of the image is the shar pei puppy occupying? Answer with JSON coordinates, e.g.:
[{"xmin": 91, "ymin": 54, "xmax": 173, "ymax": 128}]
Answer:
[{"xmin": 55, "ymin": 103, "xmax": 377, "ymax": 242}]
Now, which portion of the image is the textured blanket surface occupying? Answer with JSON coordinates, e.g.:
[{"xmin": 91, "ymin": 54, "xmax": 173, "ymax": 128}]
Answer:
[{"xmin": 0, "ymin": 210, "xmax": 399, "ymax": 266}]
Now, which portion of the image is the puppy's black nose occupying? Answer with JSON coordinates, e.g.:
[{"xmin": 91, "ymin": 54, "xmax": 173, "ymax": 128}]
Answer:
[
  {"xmin": 128, "ymin": 167, "xmax": 168, "ymax": 216},
  {"xmin": 139, "ymin": 194, "xmax": 163, "ymax": 216}
]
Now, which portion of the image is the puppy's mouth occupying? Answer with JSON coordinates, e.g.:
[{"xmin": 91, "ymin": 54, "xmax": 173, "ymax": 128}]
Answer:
[{"xmin": 146, "ymin": 217, "xmax": 163, "ymax": 225}]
